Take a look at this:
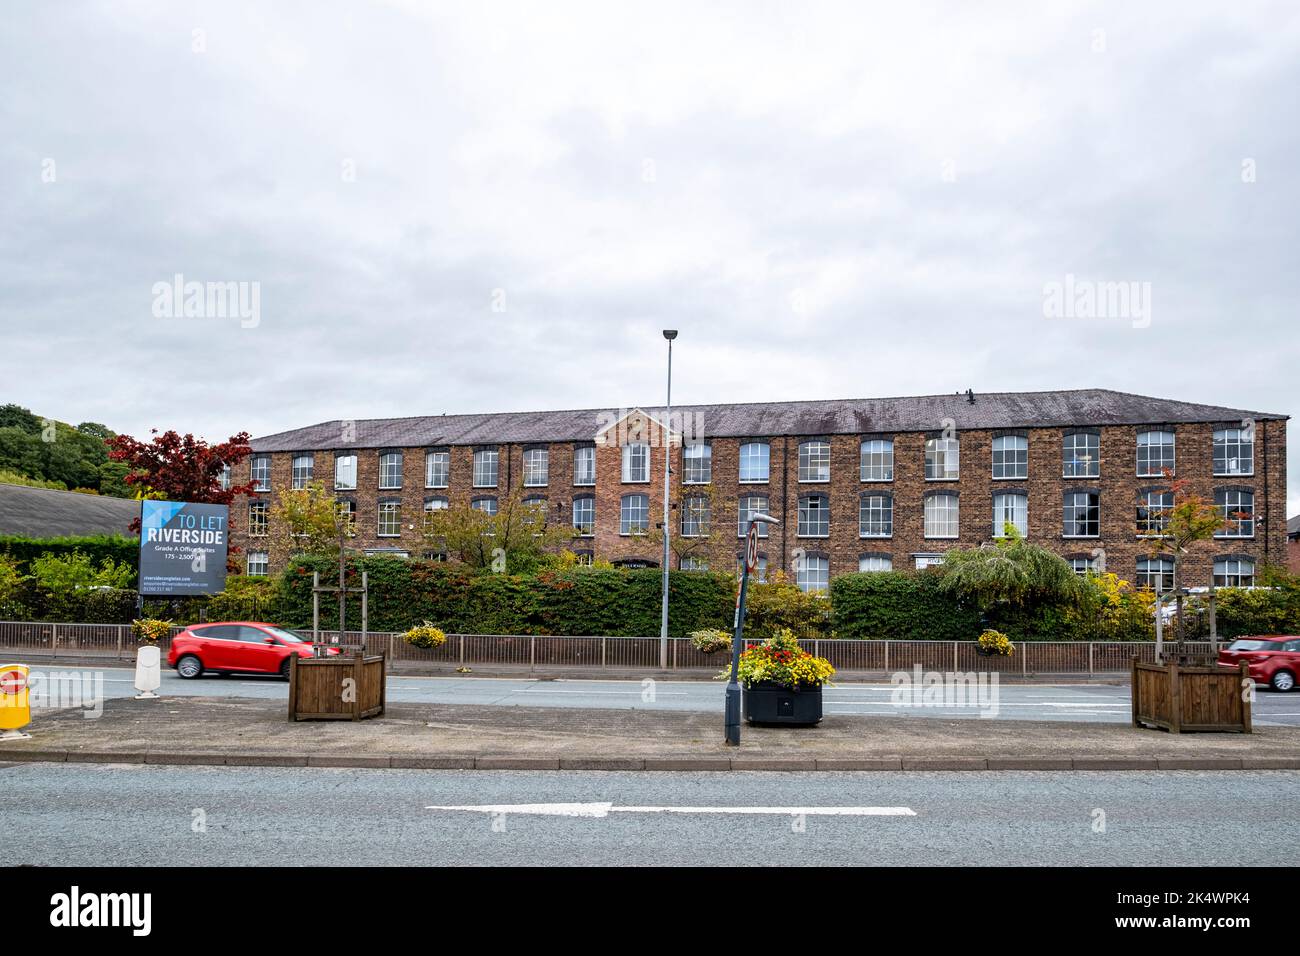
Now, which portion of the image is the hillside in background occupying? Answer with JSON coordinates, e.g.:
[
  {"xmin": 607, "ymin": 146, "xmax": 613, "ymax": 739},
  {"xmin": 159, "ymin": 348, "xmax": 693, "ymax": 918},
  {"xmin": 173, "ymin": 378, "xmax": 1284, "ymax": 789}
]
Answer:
[{"xmin": 0, "ymin": 403, "xmax": 132, "ymax": 497}]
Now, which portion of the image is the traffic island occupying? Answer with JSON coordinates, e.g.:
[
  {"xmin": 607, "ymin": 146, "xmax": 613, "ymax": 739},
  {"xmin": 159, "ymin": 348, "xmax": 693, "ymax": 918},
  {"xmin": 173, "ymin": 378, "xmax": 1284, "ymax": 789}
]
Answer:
[{"xmin": 1, "ymin": 695, "xmax": 1299, "ymax": 770}]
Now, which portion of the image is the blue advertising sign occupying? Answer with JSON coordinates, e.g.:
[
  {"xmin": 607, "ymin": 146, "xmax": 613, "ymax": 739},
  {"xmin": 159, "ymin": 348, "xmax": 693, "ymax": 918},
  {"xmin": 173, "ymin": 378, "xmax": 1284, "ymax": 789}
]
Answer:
[{"xmin": 138, "ymin": 500, "xmax": 230, "ymax": 596}]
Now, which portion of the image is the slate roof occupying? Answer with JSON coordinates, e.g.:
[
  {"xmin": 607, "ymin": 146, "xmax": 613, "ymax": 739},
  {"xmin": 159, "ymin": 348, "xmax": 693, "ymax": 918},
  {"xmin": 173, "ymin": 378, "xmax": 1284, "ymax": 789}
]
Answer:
[
  {"xmin": 250, "ymin": 388, "xmax": 1288, "ymax": 452},
  {"xmin": 1288, "ymin": 515, "xmax": 1300, "ymax": 538},
  {"xmin": 0, "ymin": 483, "xmax": 139, "ymax": 538}
]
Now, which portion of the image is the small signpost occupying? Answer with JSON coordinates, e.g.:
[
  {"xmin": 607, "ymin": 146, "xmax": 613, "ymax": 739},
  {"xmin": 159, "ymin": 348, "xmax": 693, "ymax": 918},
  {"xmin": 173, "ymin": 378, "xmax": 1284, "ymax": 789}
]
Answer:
[{"xmin": 725, "ymin": 513, "xmax": 779, "ymax": 746}]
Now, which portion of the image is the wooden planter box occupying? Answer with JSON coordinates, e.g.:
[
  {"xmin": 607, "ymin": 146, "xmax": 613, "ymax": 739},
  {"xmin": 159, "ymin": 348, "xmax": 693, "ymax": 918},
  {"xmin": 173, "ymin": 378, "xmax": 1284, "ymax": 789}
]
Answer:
[
  {"xmin": 288, "ymin": 653, "xmax": 386, "ymax": 721},
  {"xmin": 743, "ymin": 682, "xmax": 823, "ymax": 726},
  {"xmin": 1131, "ymin": 657, "xmax": 1251, "ymax": 734}
]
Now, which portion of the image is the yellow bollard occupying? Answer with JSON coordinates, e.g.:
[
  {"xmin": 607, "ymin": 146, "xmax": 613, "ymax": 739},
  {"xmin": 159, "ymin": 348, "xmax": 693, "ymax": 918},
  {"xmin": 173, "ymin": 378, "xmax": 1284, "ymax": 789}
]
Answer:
[{"xmin": 0, "ymin": 664, "xmax": 32, "ymax": 740}]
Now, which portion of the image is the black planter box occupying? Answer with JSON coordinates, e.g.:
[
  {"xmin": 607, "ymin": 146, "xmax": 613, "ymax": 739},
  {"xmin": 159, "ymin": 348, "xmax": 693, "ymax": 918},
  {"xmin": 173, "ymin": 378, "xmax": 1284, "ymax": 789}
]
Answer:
[{"xmin": 743, "ymin": 681, "xmax": 823, "ymax": 726}]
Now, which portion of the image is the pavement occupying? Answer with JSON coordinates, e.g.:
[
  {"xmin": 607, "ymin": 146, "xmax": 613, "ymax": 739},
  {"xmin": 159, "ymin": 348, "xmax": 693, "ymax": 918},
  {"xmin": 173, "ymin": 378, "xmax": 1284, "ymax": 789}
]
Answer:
[
  {"xmin": 15, "ymin": 666, "xmax": 1300, "ymax": 725},
  {"xmin": 4, "ymin": 762, "xmax": 1297, "ymax": 865},
  {"xmin": 3, "ymin": 694, "xmax": 1299, "ymax": 771}
]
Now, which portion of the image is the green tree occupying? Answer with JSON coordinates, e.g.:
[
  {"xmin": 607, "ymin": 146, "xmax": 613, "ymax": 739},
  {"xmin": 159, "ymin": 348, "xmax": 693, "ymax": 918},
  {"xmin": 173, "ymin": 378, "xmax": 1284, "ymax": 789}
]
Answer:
[
  {"xmin": 938, "ymin": 526, "xmax": 1083, "ymax": 612},
  {"xmin": 422, "ymin": 491, "xmax": 573, "ymax": 573},
  {"xmin": 270, "ymin": 480, "xmax": 347, "ymax": 561},
  {"xmin": 29, "ymin": 550, "xmax": 134, "ymax": 592}
]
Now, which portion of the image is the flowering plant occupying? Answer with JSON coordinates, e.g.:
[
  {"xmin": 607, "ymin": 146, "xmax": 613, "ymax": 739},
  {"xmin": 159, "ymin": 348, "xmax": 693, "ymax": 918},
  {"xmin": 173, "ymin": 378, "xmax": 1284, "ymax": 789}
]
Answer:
[
  {"xmin": 719, "ymin": 628, "xmax": 834, "ymax": 689},
  {"xmin": 404, "ymin": 622, "xmax": 448, "ymax": 649},
  {"xmin": 691, "ymin": 629, "xmax": 731, "ymax": 655},
  {"xmin": 131, "ymin": 618, "xmax": 172, "ymax": 644},
  {"xmin": 976, "ymin": 629, "xmax": 1014, "ymax": 656}
]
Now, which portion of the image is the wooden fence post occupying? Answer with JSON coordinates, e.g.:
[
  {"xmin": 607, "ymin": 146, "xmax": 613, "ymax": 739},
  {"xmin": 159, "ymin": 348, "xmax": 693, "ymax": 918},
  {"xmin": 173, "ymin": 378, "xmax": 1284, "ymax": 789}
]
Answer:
[
  {"xmin": 1130, "ymin": 657, "xmax": 1140, "ymax": 726},
  {"xmin": 1169, "ymin": 661, "xmax": 1182, "ymax": 734}
]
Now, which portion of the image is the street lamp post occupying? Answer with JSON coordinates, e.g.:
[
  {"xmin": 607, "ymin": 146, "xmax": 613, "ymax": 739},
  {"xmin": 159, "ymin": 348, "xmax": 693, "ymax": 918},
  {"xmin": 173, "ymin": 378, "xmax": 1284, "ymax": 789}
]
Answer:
[
  {"xmin": 726, "ymin": 513, "xmax": 780, "ymax": 746},
  {"xmin": 659, "ymin": 329, "xmax": 677, "ymax": 671}
]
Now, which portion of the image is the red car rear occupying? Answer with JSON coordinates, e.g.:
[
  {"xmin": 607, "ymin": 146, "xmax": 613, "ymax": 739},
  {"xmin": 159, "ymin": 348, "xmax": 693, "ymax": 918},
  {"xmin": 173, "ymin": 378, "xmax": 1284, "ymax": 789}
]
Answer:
[
  {"xmin": 167, "ymin": 622, "xmax": 340, "ymax": 680},
  {"xmin": 1218, "ymin": 635, "xmax": 1300, "ymax": 692}
]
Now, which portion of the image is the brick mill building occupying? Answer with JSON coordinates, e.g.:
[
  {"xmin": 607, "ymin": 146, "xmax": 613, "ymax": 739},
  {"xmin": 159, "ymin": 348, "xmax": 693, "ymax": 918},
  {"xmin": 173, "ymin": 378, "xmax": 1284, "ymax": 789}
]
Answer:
[{"xmin": 231, "ymin": 389, "xmax": 1288, "ymax": 591}]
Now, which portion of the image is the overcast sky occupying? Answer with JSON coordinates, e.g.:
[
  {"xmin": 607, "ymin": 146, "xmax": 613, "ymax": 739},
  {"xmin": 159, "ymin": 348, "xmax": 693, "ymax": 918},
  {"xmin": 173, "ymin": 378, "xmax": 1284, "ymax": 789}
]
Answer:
[{"xmin": 2, "ymin": 1, "xmax": 1298, "ymax": 510}]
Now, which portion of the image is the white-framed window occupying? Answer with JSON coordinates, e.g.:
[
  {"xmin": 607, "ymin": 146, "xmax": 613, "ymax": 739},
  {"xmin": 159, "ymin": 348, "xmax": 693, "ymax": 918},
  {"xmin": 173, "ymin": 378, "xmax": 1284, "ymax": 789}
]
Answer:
[
  {"xmin": 334, "ymin": 453, "xmax": 357, "ymax": 490},
  {"xmin": 739, "ymin": 442, "xmax": 770, "ymax": 483},
  {"xmin": 797, "ymin": 494, "xmax": 829, "ymax": 537},
  {"xmin": 522, "ymin": 497, "xmax": 547, "ymax": 527},
  {"xmin": 797, "ymin": 555, "xmax": 829, "ymax": 593},
  {"xmin": 1136, "ymin": 556, "xmax": 1174, "ymax": 591},
  {"xmin": 622, "ymin": 442, "xmax": 650, "ymax": 483},
  {"xmin": 1213, "ymin": 428, "xmax": 1254, "ymax": 476},
  {"xmin": 423, "ymin": 496, "xmax": 448, "ymax": 513},
  {"xmin": 991, "ymin": 435, "xmax": 1027, "ymax": 479},
  {"xmin": 473, "ymin": 449, "xmax": 499, "ymax": 488},
  {"xmin": 738, "ymin": 495, "xmax": 770, "ymax": 538},
  {"xmin": 620, "ymin": 494, "xmax": 649, "ymax": 535},
  {"xmin": 680, "ymin": 556, "xmax": 709, "ymax": 572},
  {"xmin": 680, "ymin": 496, "xmax": 710, "ymax": 537},
  {"xmin": 1063, "ymin": 431, "xmax": 1100, "ymax": 478},
  {"xmin": 471, "ymin": 497, "xmax": 498, "ymax": 516},
  {"xmin": 379, "ymin": 452, "xmax": 403, "ymax": 490},
  {"xmin": 248, "ymin": 500, "xmax": 268, "ymax": 536},
  {"xmin": 377, "ymin": 500, "xmax": 402, "ymax": 537},
  {"xmin": 1068, "ymin": 556, "xmax": 1098, "ymax": 575},
  {"xmin": 250, "ymin": 454, "xmax": 271, "ymax": 492},
  {"xmin": 925, "ymin": 437, "xmax": 960, "ymax": 480},
  {"xmin": 992, "ymin": 492, "xmax": 1027, "ymax": 537},
  {"xmin": 573, "ymin": 552, "xmax": 594, "ymax": 567},
  {"xmin": 859, "ymin": 493, "xmax": 893, "ymax": 538},
  {"xmin": 572, "ymin": 497, "xmax": 595, "ymax": 536},
  {"xmin": 683, "ymin": 443, "xmax": 712, "ymax": 484},
  {"xmin": 924, "ymin": 493, "xmax": 959, "ymax": 538},
  {"xmin": 1136, "ymin": 489, "xmax": 1172, "ymax": 536},
  {"xmin": 1064, "ymin": 491, "xmax": 1100, "ymax": 537},
  {"xmin": 425, "ymin": 451, "xmax": 449, "ymax": 488},
  {"xmin": 1214, "ymin": 488, "xmax": 1255, "ymax": 537},
  {"xmin": 1214, "ymin": 557, "xmax": 1256, "ymax": 588},
  {"xmin": 291, "ymin": 454, "xmax": 314, "ymax": 490},
  {"xmin": 1136, "ymin": 430, "xmax": 1175, "ymax": 477},
  {"xmin": 859, "ymin": 555, "xmax": 893, "ymax": 572},
  {"xmin": 218, "ymin": 463, "xmax": 231, "ymax": 491},
  {"xmin": 523, "ymin": 448, "xmax": 549, "ymax": 486},
  {"xmin": 246, "ymin": 551, "xmax": 269, "ymax": 576},
  {"xmin": 914, "ymin": 554, "xmax": 945, "ymax": 570},
  {"xmin": 798, "ymin": 440, "xmax": 831, "ymax": 482},
  {"xmin": 860, "ymin": 439, "xmax": 894, "ymax": 482},
  {"xmin": 573, "ymin": 446, "xmax": 596, "ymax": 486}
]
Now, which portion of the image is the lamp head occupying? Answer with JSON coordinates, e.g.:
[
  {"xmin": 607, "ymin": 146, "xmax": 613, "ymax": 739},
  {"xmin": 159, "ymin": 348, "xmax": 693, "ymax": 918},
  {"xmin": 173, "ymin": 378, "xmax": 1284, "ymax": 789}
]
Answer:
[{"xmin": 663, "ymin": 329, "xmax": 678, "ymax": 340}]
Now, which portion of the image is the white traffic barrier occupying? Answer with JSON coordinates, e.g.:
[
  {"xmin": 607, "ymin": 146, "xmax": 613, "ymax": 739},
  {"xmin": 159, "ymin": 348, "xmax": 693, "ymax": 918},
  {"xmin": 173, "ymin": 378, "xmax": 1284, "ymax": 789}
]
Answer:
[{"xmin": 134, "ymin": 645, "xmax": 162, "ymax": 700}]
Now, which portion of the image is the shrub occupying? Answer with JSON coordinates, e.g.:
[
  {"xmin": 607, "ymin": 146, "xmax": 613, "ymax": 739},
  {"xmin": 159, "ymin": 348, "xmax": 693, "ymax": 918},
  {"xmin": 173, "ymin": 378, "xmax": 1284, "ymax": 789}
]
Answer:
[
  {"xmin": 976, "ymin": 629, "xmax": 1014, "ymax": 656},
  {"xmin": 690, "ymin": 628, "xmax": 731, "ymax": 654},
  {"xmin": 404, "ymin": 622, "xmax": 447, "ymax": 648},
  {"xmin": 131, "ymin": 618, "xmax": 172, "ymax": 643},
  {"xmin": 0, "ymin": 535, "xmax": 138, "ymax": 577},
  {"xmin": 744, "ymin": 572, "xmax": 830, "ymax": 638}
]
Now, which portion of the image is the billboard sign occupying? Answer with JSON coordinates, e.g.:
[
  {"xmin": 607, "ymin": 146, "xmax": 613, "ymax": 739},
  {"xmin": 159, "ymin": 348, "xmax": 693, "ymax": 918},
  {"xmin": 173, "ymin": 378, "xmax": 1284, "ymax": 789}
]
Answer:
[{"xmin": 138, "ymin": 500, "xmax": 230, "ymax": 596}]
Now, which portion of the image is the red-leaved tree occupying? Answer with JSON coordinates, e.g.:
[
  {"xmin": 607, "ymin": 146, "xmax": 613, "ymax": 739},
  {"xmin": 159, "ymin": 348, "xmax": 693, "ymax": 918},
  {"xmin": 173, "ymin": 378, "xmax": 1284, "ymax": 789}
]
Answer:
[{"xmin": 106, "ymin": 430, "xmax": 258, "ymax": 537}]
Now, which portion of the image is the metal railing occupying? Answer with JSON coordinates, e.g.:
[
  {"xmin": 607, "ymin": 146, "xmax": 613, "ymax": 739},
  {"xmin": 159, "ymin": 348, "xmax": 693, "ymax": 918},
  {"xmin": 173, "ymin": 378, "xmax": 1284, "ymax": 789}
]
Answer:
[{"xmin": 0, "ymin": 620, "xmax": 1216, "ymax": 675}]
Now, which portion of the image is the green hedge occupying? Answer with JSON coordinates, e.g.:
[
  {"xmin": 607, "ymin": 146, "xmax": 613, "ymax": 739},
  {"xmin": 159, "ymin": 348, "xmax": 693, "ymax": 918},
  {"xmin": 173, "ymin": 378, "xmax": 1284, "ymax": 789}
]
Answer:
[
  {"xmin": 0, "ymin": 534, "xmax": 138, "ymax": 579},
  {"xmin": 831, "ymin": 570, "xmax": 982, "ymax": 640},
  {"xmin": 276, "ymin": 557, "xmax": 735, "ymax": 636}
]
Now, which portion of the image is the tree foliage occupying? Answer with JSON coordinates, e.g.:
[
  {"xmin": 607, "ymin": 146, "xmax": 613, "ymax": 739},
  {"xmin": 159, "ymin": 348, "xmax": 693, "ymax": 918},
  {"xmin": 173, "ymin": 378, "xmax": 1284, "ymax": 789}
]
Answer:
[
  {"xmin": 421, "ymin": 490, "xmax": 574, "ymax": 573},
  {"xmin": 106, "ymin": 428, "xmax": 257, "ymax": 531},
  {"xmin": 937, "ymin": 527, "xmax": 1084, "ymax": 611}
]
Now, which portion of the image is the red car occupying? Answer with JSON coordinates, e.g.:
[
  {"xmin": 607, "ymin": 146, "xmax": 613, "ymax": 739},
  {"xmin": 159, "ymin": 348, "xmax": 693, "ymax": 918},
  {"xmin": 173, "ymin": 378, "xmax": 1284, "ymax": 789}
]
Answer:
[
  {"xmin": 167, "ymin": 621, "xmax": 340, "ymax": 680},
  {"xmin": 1218, "ymin": 636, "xmax": 1300, "ymax": 692}
]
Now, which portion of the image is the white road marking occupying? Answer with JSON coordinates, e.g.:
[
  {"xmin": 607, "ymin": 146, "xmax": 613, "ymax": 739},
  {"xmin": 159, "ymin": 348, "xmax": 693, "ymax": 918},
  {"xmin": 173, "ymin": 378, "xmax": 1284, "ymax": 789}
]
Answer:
[
  {"xmin": 426, "ymin": 802, "xmax": 915, "ymax": 817},
  {"xmin": 508, "ymin": 689, "xmax": 688, "ymax": 696}
]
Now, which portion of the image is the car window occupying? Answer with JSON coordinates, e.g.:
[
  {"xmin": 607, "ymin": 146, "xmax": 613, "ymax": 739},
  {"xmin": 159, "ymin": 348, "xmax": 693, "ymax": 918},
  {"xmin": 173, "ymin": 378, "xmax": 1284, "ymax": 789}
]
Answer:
[
  {"xmin": 1285, "ymin": 640, "xmax": 1300, "ymax": 653},
  {"xmin": 1228, "ymin": 639, "xmax": 1272, "ymax": 651},
  {"xmin": 194, "ymin": 625, "xmax": 240, "ymax": 641},
  {"xmin": 236, "ymin": 626, "xmax": 275, "ymax": 643},
  {"xmin": 263, "ymin": 627, "xmax": 306, "ymax": 644}
]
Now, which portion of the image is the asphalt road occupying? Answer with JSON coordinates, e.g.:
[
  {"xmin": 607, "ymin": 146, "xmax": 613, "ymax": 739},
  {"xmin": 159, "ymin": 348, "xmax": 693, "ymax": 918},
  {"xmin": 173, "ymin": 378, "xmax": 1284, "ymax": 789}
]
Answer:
[
  {"xmin": 22, "ymin": 666, "xmax": 1300, "ymax": 725},
  {"xmin": 2, "ymin": 763, "xmax": 1295, "ymax": 866}
]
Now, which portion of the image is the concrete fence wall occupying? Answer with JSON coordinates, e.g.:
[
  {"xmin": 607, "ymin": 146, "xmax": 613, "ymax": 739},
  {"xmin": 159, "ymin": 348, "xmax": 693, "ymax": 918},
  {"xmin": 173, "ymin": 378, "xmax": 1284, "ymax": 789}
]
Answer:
[{"xmin": 0, "ymin": 620, "xmax": 1215, "ymax": 675}]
